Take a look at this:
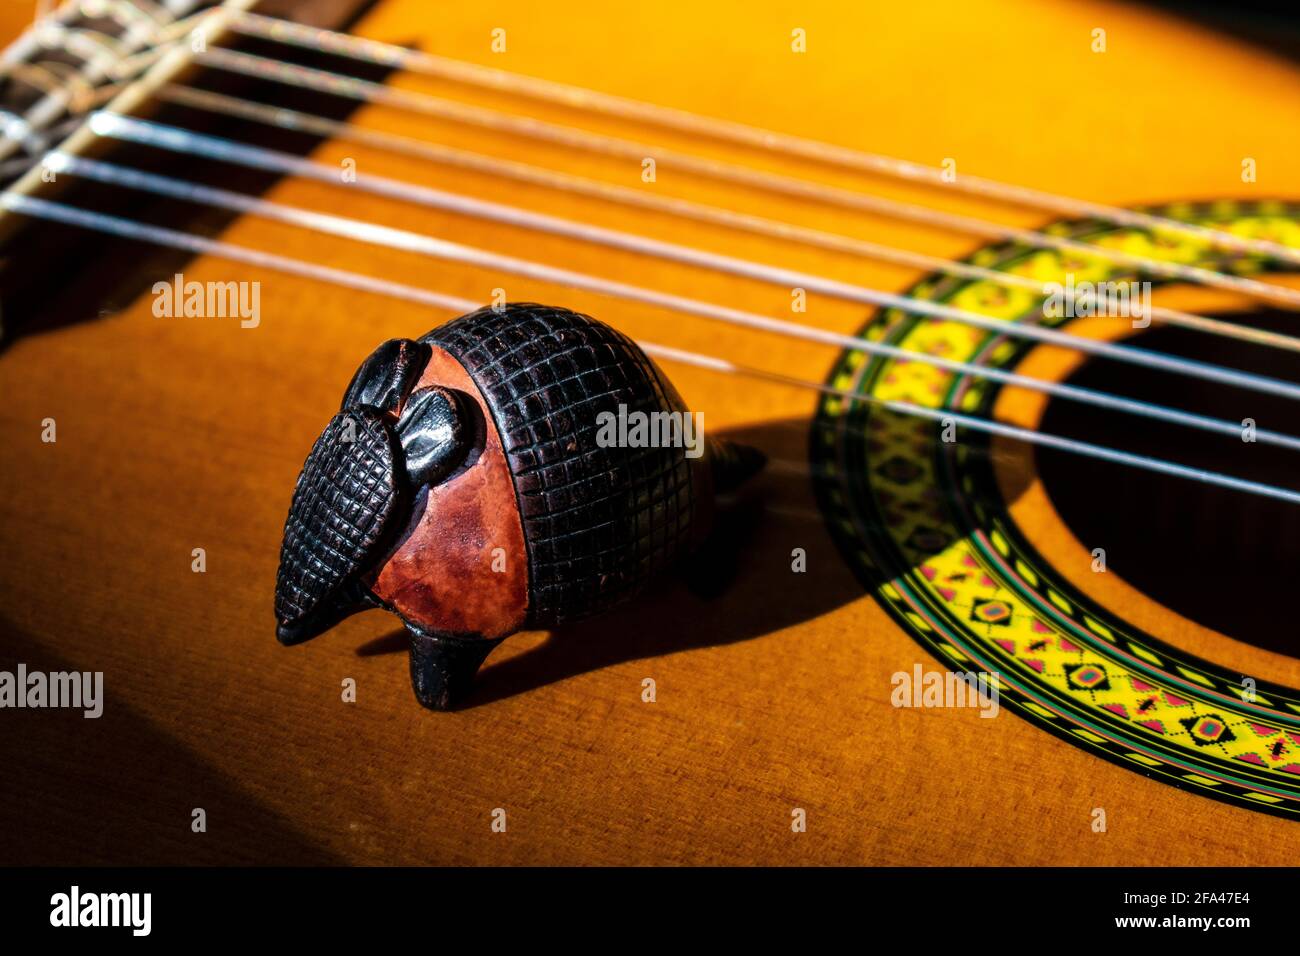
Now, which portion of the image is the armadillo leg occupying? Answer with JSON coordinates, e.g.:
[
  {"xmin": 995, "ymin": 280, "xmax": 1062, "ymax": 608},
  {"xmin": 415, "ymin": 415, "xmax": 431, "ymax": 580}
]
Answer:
[{"xmin": 406, "ymin": 627, "xmax": 502, "ymax": 711}]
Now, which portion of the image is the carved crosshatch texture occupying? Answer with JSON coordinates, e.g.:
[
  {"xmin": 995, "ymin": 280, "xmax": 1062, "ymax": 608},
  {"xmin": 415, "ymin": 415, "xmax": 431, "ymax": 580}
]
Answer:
[
  {"xmin": 275, "ymin": 408, "xmax": 402, "ymax": 628},
  {"xmin": 424, "ymin": 303, "xmax": 697, "ymax": 625}
]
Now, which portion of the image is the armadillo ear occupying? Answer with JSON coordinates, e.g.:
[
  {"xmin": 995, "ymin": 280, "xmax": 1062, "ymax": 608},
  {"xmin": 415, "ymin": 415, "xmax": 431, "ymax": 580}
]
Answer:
[
  {"xmin": 341, "ymin": 338, "xmax": 431, "ymax": 414},
  {"xmin": 394, "ymin": 386, "xmax": 474, "ymax": 487}
]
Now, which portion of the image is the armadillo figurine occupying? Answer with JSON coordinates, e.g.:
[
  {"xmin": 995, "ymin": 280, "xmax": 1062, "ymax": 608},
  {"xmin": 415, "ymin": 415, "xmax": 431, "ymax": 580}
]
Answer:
[{"xmin": 275, "ymin": 303, "xmax": 764, "ymax": 710}]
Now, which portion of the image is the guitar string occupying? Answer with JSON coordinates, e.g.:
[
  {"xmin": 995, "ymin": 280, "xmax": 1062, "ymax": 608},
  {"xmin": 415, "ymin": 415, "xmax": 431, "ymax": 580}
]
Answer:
[
  {"xmin": 13, "ymin": 18, "xmax": 1300, "ymax": 336},
  {"xmin": 8, "ymin": 9, "xmax": 1300, "ymax": 499},
  {"xmin": 47, "ymin": 149, "xmax": 1300, "ymax": 450},
  {"xmin": 7, "ymin": 190, "xmax": 1300, "ymax": 506},
  {"xmin": 639, "ymin": 342, "xmax": 1300, "ymax": 507},
  {"xmin": 12, "ymin": 12, "xmax": 1300, "ymax": 321},
  {"xmin": 80, "ymin": 111, "xmax": 1300, "ymax": 404},
  {"xmin": 151, "ymin": 84, "xmax": 1300, "ymax": 356},
  {"xmin": 0, "ymin": 0, "xmax": 199, "ymax": 163},
  {"xmin": 62, "ymin": 3, "xmax": 1283, "ymax": 272},
  {"xmin": 184, "ymin": 46, "xmax": 1300, "ymax": 310},
  {"xmin": 228, "ymin": 10, "xmax": 1300, "ymax": 268}
]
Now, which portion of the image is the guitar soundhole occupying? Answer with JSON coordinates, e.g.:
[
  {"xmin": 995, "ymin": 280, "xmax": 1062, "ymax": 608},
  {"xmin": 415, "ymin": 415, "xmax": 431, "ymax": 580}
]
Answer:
[{"xmin": 1035, "ymin": 308, "xmax": 1300, "ymax": 661}]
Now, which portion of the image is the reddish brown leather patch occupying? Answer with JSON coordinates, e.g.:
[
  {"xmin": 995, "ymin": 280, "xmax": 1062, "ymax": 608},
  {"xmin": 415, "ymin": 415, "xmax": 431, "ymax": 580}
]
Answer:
[{"xmin": 366, "ymin": 346, "xmax": 529, "ymax": 638}]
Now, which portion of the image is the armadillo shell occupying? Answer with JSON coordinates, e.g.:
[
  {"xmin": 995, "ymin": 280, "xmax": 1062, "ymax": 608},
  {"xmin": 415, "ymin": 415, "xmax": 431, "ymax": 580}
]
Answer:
[
  {"xmin": 275, "ymin": 407, "xmax": 402, "ymax": 636},
  {"xmin": 423, "ymin": 303, "xmax": 699, "ymax": 627}
]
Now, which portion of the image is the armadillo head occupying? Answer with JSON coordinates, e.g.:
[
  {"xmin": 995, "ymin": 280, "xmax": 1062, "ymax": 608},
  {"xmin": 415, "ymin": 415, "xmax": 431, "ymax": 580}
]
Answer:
[{"xmin": 273, "ymin": 338, "xmax": 473, "ymax": 646}]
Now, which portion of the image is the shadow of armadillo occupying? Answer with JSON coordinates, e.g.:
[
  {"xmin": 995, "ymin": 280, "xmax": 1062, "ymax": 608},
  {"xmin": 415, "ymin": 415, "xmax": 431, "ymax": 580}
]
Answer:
[{"xmin": 355, "ymin": 416, "xmax": 869, "ymax": 709}]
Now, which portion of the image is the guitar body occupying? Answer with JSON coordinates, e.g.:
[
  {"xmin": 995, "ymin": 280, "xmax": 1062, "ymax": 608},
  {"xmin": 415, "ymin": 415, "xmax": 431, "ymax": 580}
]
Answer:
[{"xmin": 1, "ymin": 0, "xmax": 1299, "ymax": 864}]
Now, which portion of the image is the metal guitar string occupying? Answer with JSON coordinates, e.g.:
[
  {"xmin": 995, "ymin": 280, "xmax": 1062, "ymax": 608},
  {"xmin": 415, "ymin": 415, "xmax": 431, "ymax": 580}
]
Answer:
[
  {"xmin": 186, "ymin": 44, "xmax": 1300, "ymax": 310},
  {"xmin": 0, "ymin": 0, "xmax": 210, "ymax": 162},
  {"xmin": 229, "ymin": 10, "xmax": 1300, "ymax": 269},
  {"xmin": 7, "ymin": 190, "xmax": 1300, "ymax": 507},
  {"xmin": 151, "ymin": 84, "xmax": 1300, "ymax": 355},
  {"xmin": 3, "ymin": 5, "xmax": 1300, "ymax": 505},
  {"xmin": 11, "ymin": 5, "xmax": 1300, "ymax": 311},
  {"xmin": 69, "ymin": 112, "xmax": 1300, "ymax": 404},
  {"xmin": 13, "ymin": 8, "xmax": 1300, "ymax": 344},
  {"xmin": 44, "ymin": 149, "xmax": 1300, "ymax": 451}
]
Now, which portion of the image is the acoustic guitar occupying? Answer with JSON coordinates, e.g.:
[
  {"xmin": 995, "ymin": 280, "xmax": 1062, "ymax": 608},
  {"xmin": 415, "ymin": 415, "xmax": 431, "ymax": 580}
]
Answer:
[{"xmin": 1, "ymin": 0, "xmax": 1298, "ymax": 868}]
